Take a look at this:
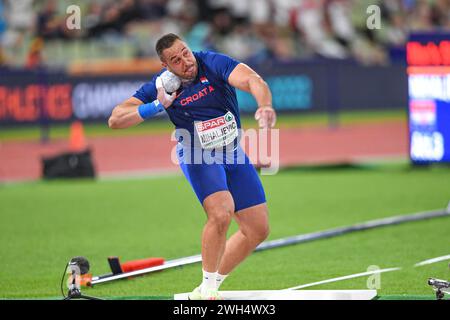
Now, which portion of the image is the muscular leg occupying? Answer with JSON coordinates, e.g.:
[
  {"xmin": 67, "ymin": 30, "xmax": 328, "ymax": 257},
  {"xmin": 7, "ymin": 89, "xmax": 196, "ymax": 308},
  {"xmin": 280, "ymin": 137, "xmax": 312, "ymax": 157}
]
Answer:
[
  {"xmin": 218, "ymin": 203, "xmax": 270, "ymax": 275},
  {"xmin": 201, "ymin": 190, "xmax": 235, "ymax": 272}
]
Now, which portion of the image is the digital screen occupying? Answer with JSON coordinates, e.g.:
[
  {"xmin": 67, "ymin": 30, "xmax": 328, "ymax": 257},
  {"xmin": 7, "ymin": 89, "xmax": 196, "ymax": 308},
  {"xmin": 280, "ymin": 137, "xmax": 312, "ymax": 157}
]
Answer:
[{"xmin": 407, "ymin": 33, "xmax": 450, "ymax": 163}]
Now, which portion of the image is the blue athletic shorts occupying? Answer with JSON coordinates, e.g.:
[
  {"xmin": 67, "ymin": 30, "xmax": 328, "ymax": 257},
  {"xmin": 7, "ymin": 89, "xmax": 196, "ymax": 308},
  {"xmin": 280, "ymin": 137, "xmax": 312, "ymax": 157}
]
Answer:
[{"xmin": 177, "ymin": 145, "xmax": 266, "ymax": 212}]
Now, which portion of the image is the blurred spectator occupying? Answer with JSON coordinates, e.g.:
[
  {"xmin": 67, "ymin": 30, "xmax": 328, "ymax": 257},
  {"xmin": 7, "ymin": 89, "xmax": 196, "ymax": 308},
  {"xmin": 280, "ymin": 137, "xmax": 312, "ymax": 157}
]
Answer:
[
  {"xmin": 87, "ymin": 3, "xmax": 124, "ymax": 37},
  {"xmin": 326, "ymin": 0, "xmax": 357, "ymax": 48},
  {"xmin": 295, "ymin": 0, "xmax": 349, "ymax": 59},
  {"xmin": 259, "ymin": 23, "xmax": 299, "ymax": 61},
  {"xmin": 219, "ymin": 16, "xmax": 267, "ymax": 61},
  {"xmin": 5, "ymin": 0, "xmax": 35, "ymax": 31},
  {"xmin": 385, "ymin": 12, "xmax": 408, "ymax": 47},
  {"xmin": 210, "ymin": 7, "xmax": 234, "ymax": 37},
  {"xmin": 2, "ymin": 0, "xmax": 35, "ymax": 51},
  {"xmin": 272, "ymin": 0, "xmax": 298, "ymax": 27},
  {"xmin": 84, "ymin": 2, "xmax": 104, "ymax": 31},
  {"xmin": 37, "ymin": 0, "xmax": 64, "ymax": 40},
  {"xmin": 166, "ymin": 0, "xmax": 198, "ymax": 32},
  {"xmin": 119, "ymin": 0, "xmax": 141, "ymax": 24},
  {"xmin": 138, "ymin": 0, "xmax": 168, "ymax": 21},
  {"xmin": 213, "ymin": 0, "xmax": 272, "ymax": 25},
  {"xmin": 203, "ymin": 6, "xmax": 234, "ymax": 51},
  {"xmin": 176, "ymin": 1, "xmax": 209, "ymax": 53},
  {"xmin": 409, "ymin": 0, "xmax": 435, "ymax": 31},
  {"xmin": 430, "ymin": 0, "xmax": 450, "ymax": 28}
]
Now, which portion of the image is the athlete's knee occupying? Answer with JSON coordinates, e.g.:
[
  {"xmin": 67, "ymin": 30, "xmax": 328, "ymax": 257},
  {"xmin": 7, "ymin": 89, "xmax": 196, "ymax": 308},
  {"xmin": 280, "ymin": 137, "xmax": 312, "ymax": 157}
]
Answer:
[
  {"xmin": 208, "ymin": 209, "xmax": 232, "ymax": 234},
  {"xmin": 239, "ymin": 207, "xmax": 270, "ymax": 244},
  {"xmin": 253, "ymin": 223, "xmax": 270, "ymax": 244},
  {"xmin": 206, "ymin": 203, "xmax": 234, "ymax": 233},
  {"xmin": 203, "ymin": 191, "xmax": 234, "ymax": 232}
]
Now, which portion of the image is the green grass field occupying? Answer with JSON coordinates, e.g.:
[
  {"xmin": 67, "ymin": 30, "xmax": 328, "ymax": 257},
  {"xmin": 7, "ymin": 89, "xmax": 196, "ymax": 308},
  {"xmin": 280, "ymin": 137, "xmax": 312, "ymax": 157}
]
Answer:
[{"xmin": 1, "ymin": 161, "xmax": 449, "ymax": 300}]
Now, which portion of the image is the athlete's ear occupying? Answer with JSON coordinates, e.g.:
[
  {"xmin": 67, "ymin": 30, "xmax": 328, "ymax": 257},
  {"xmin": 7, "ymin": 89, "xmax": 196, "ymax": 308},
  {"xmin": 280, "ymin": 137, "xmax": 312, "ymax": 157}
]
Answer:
[{"xmin": 159, "ymin": 53, "xmax": 168, "ymax": 68}]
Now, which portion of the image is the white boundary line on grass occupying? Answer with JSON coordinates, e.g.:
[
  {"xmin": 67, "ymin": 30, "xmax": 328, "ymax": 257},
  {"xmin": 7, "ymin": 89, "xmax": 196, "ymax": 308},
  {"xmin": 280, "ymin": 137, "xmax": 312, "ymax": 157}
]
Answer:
[
  {"xmin": 284, "ymin": 267, "xmax": 402, "ymax": 290},
  {"xmin": 414, "ymin": 254, "xmax": 450, "ymax": 267},
  {"xmin": 284, "ymin": 254, "xmax": 450, "ymax": 291}
]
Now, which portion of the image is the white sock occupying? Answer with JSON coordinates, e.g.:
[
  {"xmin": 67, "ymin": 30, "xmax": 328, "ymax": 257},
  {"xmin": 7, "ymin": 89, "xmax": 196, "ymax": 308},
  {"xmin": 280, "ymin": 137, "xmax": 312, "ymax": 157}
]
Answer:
[
  {"xmin": 200, "ymin": 270, "xmax": 217, "ymax": 293},
  {"xmin": 216, "ymin": 273, "xmax": 228, "ymax": 290}
]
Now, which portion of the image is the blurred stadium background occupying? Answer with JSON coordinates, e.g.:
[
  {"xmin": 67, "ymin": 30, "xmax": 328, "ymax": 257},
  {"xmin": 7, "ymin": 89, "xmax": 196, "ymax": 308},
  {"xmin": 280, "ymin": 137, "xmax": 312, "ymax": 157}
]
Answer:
[
  {"xmin": 0, "ymin": 0, "xmax": 449, "ymax": 300},
  {"xmin": 1, "ymin": 0, "xmax": 449, "ymax": 67}
]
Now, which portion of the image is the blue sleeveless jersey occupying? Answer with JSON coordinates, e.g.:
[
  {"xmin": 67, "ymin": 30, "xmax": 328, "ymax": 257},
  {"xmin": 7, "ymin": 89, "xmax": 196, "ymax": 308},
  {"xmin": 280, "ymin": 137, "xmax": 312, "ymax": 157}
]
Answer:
[{"xmin": 133, "ymin": 51, "xmax": 241, "ymax": 137}]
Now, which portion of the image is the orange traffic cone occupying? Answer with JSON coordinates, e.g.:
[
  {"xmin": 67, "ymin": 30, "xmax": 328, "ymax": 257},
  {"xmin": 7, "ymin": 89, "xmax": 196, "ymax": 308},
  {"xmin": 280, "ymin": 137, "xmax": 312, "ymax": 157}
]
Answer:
[{"xmin": 69, "ymin": 121, "xmax": 87, "ymax": 152}]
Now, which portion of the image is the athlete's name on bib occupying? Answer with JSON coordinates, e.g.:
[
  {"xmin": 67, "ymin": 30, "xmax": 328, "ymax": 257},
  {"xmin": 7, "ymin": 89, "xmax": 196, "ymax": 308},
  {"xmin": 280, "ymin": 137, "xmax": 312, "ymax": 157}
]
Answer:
[
  {"xmin": 199, "ymin": 122, "xmax": 237, "ymax": 144},
  {"xmin": 195, "ymin": 112, "xmax": 238, "ymax": 149},
  {"xmin": 180, "ymin": 85, "xmax": 215, "ymax": 106}
]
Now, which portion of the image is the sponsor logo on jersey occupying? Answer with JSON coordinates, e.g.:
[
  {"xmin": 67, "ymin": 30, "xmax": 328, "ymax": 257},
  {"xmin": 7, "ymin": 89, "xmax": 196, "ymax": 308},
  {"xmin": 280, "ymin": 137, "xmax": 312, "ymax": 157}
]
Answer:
[{"xmin": 195, "ymin": 115, "xmax": 226, "ymax": 132}]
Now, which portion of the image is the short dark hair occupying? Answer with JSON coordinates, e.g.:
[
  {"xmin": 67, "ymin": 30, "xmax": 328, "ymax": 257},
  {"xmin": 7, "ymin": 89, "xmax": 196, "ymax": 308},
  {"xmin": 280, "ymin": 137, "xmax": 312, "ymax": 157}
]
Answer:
[{"xmin": 155, "ymin": 33, "xmax": 182, "ymax": 60}]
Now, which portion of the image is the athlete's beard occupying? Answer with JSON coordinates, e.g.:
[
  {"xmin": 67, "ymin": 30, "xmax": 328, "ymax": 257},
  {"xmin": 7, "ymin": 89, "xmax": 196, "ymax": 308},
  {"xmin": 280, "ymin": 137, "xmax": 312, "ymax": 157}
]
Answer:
[{"xmin": 181, "ymin": 77, "xmax": 195, "ymax": 86}]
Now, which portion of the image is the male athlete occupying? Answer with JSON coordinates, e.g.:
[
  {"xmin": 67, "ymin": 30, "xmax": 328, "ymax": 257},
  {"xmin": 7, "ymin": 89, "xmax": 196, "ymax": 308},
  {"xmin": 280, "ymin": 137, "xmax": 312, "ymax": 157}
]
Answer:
[{"xmin": 109, "ymin": 33, "xmax": 276, "ymax": 300}]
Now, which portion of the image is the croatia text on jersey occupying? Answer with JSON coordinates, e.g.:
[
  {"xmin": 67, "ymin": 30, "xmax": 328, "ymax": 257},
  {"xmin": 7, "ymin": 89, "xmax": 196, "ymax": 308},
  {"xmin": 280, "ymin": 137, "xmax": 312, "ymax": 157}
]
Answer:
[{"xmin": 180, "ymin": 85, "xmax": 215, "ymax": 106}]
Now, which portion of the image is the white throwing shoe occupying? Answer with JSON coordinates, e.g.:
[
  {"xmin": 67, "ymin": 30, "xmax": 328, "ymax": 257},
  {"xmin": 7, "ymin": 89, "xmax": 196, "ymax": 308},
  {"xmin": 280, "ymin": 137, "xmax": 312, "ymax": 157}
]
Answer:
[{"xmin": 188, "ymin": 286, "xmax": 223, "ymax": 300}]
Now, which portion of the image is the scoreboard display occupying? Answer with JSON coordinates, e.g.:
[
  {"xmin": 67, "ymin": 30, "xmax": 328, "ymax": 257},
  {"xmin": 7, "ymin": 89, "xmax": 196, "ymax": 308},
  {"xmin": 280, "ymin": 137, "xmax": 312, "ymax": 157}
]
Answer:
[{"xmin": 407, "ymin": 33, "xmax": 450, "ymax": 163}]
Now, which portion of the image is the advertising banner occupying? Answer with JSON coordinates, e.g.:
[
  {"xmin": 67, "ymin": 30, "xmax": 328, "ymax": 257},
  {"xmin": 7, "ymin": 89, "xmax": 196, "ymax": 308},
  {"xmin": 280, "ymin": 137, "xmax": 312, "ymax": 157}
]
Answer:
[{"xmin": 407, "ymin": 32, "xmax": 450, "ymax": 163}]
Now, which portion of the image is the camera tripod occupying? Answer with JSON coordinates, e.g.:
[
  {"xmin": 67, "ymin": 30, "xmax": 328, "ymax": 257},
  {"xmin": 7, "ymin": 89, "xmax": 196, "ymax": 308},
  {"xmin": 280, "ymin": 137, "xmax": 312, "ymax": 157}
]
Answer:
[
  {"xmin": 61, "ymin": 257, "xmax": 103, "ymax": 300},
  {"xmin": 428, "ymin": 278, "xmax": 450, "ymax": 300},
  {"xmin": 63, "ymin": 286, "xmax": 103, "ymax": 300}
]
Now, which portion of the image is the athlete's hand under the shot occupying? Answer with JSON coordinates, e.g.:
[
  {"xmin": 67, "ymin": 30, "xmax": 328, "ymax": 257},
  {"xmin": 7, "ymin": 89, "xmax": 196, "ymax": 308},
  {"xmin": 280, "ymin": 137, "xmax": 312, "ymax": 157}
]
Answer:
[
  {"xmin": 156, "ymin": 76, "xmax": 176, "ymax": 108},
  {"xmin": 255, "ymin": 106, "xmax": 276, "ymax": 129}
]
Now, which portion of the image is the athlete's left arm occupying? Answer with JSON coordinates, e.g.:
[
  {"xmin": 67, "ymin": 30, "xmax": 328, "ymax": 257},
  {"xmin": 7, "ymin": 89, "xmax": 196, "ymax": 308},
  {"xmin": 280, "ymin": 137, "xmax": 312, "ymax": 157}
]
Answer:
[{"xmin": 228, "ymin": 63, "xmax": 276, "ymax": 128}]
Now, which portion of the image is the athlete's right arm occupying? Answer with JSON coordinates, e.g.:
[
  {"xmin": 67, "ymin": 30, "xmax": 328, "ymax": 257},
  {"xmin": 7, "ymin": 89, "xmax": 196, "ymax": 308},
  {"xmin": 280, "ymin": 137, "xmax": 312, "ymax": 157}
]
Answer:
[
  {"xmin": 109, "ymin": 76, "xmax": 176, "ymax": 129},
  {"xmin": 108, "ymin": 97, "xmax": 145, "ymax": 129}
]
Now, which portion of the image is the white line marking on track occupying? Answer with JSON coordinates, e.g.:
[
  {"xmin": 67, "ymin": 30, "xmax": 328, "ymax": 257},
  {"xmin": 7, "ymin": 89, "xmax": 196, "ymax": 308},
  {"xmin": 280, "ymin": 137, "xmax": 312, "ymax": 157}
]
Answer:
[
  {"xmin": 284, "ymin": 267, "xmax": 402, "ymax": 290},
  {"xmin": 414, "ymin": 254, "xmax": 450, "ymax": 267}
]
